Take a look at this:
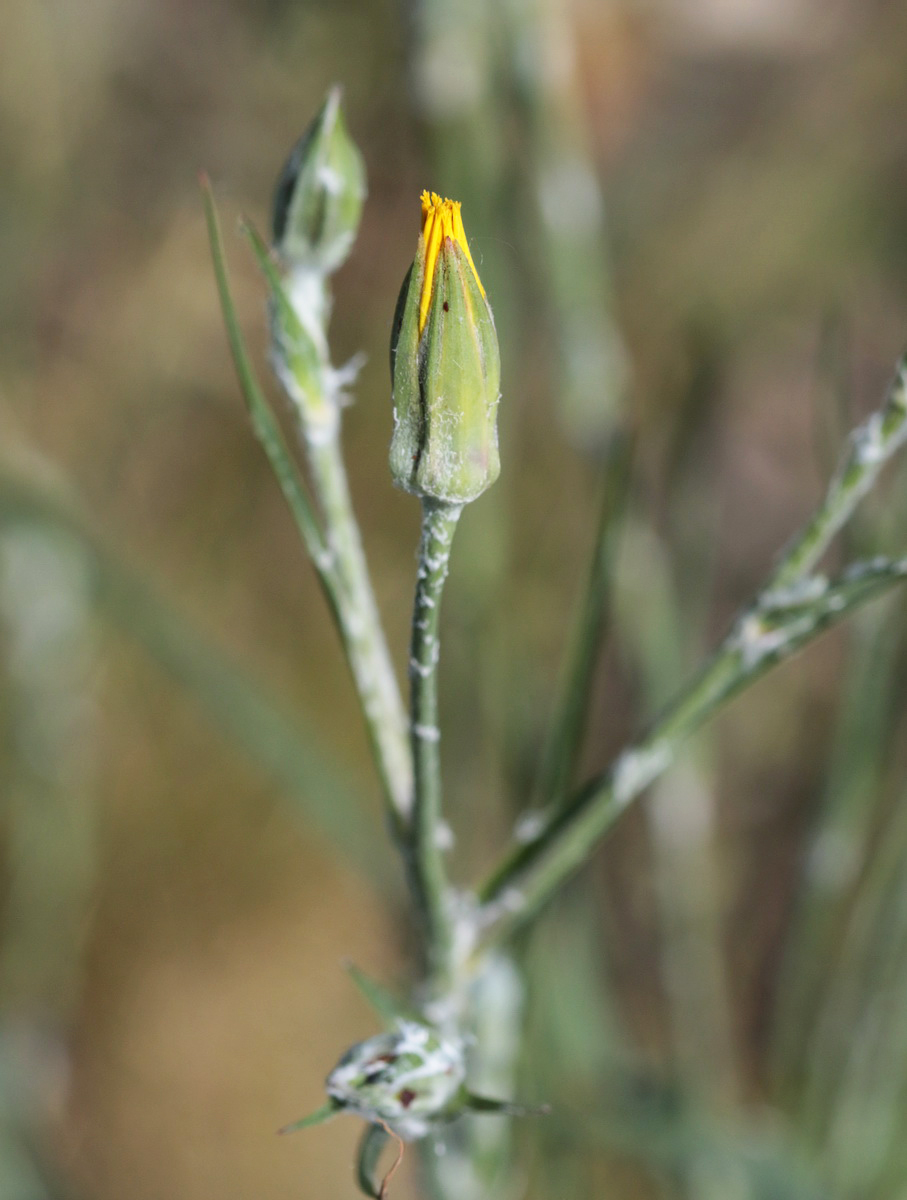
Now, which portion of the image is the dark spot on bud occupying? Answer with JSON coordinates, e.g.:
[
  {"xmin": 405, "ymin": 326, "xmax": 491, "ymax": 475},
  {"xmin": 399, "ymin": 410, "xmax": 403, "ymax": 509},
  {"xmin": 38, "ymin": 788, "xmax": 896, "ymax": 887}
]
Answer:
[
  {"xmin": 398, "ymin": 1089, "xmax": 417, "ymax": 1109},
  {"xmin": 443, "ymin": 301, "xmax": 449, "ymax": 312},
  {"xmin": 364, "ymin": 1053, "xmax": 398, "ymax": 1083}
]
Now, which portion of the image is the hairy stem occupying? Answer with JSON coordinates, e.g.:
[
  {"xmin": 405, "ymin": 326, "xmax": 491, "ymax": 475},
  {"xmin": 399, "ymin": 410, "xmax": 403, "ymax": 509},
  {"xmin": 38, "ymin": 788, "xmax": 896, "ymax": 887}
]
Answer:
[
  {"xmin": 768, "ymin": 353, "xmax": 907, "ymax": 588},
  {"xmin": 405, "ymin": 499, "xmax": 462, "ymax": 985},
  {"xmin": 306, "ymin": 432, "xmax": 414, "ymax": 835}
]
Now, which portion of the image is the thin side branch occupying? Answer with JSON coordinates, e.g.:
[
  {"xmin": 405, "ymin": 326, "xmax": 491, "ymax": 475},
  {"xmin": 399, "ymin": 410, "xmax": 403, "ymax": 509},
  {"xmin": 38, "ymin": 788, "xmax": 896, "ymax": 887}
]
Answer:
[
  {"xmin": 768, "ymin": 354, "xmax": 907, "ymax": 588},
  {"xmin": 477, "ymin": 352, "xmax": 907, "ymax": 945},
  {"xmin": 478, "ymin": 557, "xmax": 907, "ymax": 945}
]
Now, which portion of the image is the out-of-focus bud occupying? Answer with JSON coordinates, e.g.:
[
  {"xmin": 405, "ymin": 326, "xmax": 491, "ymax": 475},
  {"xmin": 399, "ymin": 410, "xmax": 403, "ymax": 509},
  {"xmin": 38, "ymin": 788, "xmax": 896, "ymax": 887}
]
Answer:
[
  {"xmin": 390, "ymin": 192, "xmax": 501, "ymax": 505},
  {"xmin": 278, "ymin": 1016, "xmax": 548, "ymax": 1150},
  {"xmin": 325, "ymin": 1021, "xmax": 466, "ymax": 1141},
  {"xmin": 271, "ymin": 87, "xmax": 366, "ymax": 275}
]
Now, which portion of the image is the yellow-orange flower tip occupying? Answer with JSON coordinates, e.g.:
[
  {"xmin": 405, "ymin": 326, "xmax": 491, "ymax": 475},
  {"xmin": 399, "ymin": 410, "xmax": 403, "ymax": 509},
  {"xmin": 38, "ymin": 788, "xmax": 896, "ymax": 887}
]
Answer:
[{"xmin": 418, "ymin": 190, "xmax": 485, "ymax": 333}]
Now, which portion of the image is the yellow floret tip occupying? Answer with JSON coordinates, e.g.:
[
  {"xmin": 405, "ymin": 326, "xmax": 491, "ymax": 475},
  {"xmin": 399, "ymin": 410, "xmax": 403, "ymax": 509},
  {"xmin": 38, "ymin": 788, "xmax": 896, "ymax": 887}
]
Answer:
[{"xmin": 418, "ymin": 190, "xmax": 485, "ymax": 333}]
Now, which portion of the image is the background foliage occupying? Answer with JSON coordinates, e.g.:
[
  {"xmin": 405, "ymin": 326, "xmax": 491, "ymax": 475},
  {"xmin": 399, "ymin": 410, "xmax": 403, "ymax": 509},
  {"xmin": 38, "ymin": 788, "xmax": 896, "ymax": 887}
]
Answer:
[{"xmin": 4, "ymin": 0, "xmax": 907, "ymax": 1196}]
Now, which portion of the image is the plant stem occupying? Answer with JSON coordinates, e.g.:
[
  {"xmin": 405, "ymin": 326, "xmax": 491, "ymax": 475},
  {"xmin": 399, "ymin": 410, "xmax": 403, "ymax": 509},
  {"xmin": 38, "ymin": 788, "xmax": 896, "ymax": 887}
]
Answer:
[
  {"xmin": 405, "ymin": 499, "xmax": 462, "ymax": 985},
  {"xmin": 477, "ymin": 557, "xmax": 907, "ymax": 947},
  {"xmin": 305, "ymin": 431, "xmax": 414, "ymax": 836},
  {"xmin": 767, "ymin": 353, "xmax": 907, "ymax": 589}
]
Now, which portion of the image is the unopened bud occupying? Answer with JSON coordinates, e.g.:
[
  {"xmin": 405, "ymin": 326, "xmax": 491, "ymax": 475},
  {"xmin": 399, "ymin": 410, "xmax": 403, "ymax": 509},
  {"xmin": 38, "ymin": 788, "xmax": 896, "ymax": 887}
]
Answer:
[
  {"xmin": 326, "ymin": 1021, "xmax": 466, "ymax": 1141},
  {"xmin": 272, "ymin": 87, "xmax": 366, "ymax": 275},
  {"xmin": 280, "ymin": 1016, "xmax": 548, "ymax": 1149},
  {"xmin": 390, "ymin": 192, "xmax": 501, "ymax": 504}
]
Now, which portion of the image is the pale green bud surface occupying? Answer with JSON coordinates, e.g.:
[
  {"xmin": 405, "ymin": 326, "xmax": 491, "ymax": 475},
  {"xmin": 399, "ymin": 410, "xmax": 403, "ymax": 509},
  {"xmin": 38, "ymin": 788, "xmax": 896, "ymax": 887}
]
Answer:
[
  {"xmin": 272, "ymin": 87, "xmax": 366, "ymax": 275},
  {"xmin": 390, "ymin": 193, "xmax": 501, "ymax": 504},
  {"xmin": 325, "ymin": 1020, "xmax": 466, "ymax": 1140}
]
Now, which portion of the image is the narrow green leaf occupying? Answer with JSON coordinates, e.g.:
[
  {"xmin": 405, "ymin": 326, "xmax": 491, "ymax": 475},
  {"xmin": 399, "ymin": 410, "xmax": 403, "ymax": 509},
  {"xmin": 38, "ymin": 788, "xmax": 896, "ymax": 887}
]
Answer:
[
  {"xmin": 243, "ymin": 220, "xmax": 296, "ymax": 317},
  {"xmin": 356, "ymin": 1122, "xmax": 390, "ymax": 1198},
  {"xmin": 344, "ymin": 961, "xmax": 411, "ymax": 1025},
  {"xmin": 278, "ymin": 1099, "xmax": 342, "ymax": 1135},
  {"xmin": 241, "ymin": 218, "xmax": 326, "ymax": 410},
  {"xmin": 536, "ymin": 430, "xmax": 633, "ymax": 811},
  {"xmin": 464, "ymin": 1091, "xmax": 550, "ymax": 1117},
  {"xmin": 199, "ymin": 175, "xmax": 331, "ymax": 584}
]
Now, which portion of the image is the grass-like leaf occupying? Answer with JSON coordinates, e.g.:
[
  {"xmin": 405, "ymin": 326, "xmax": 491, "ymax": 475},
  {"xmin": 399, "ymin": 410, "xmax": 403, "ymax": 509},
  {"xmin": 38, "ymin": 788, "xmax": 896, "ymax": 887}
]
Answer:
[
  {"xmin": 0, "ymin": 455, "xmax": 388, "ymax": 887},
  {"xmin": 278, "ymin": 1099, "xmax": 342, "ymax": 1135},
  {"xmin": 199, "ymin": 175, "xmax": 336, "ymax": 600},
  {"xmin": 345, "ymin": 961, "xmax": 411, "ymax": 1025},
  {"xmin": 356, "ymin": 1122, "xmax": 390, "ymax": 1198}
]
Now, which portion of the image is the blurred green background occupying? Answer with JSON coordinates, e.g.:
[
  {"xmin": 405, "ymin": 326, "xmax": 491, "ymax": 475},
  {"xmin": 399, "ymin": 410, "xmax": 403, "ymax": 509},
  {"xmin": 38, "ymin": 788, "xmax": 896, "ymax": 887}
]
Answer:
[{"xmin": 4, "ymin": 0, "xmax": 907, "ymax": 1197}]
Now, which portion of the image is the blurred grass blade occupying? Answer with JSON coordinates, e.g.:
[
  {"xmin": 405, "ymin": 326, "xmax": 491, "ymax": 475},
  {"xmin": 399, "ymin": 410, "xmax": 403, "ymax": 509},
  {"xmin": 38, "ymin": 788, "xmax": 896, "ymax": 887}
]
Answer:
[
  {"xmin": 0, "ymin": 525, "xmax": 100, "ymax": 1199},
  {"xmin": 345, "ymin": 962, "xmax": 410, "ymax": 1024},
  {"xmin": 93, "ymin": 548, "xmax": 384, "ymax": 879},
  {"xmin": 535, "ymin": 431, "xmax": 632, "ymax": 812},
  {"xmin": 0, "ymin": 457, "xmax": 387, "ymax": 886},
  {"xmin": 799, "ymin": 790, "xmax": 907, "ymax": 1191},
  {"xmin": 501, "ymin": 0, "xmax": 628, "ymax": 448},
  {"xmin": 569, "ymin": 1103, "xmax": 827, "ymax": 1200},
  {"xmin": 771, "ymin": 596, "xmax": 905, "ymax": 1096}
]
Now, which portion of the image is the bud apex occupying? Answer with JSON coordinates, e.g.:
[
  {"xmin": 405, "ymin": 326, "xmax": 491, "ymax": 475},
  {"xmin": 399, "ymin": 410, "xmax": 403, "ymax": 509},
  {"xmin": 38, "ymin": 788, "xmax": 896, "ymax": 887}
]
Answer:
[
  {"xmin": 390, "ymin": 192, "xmax": 501, "ymax": 504},
  {"xmin": 272, "ymin": 87, "xmax": 366, "ymax": 275}
]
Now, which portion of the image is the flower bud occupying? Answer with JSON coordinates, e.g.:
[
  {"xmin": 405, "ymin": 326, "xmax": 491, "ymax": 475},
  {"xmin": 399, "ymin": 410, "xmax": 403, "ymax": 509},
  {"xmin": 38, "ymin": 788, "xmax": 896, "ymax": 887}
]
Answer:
[
  {"xmin": 325, "ymin": 1021, "xmax": 466, "ymax": 1141},
  {"xmin": 390, "ymin": 192, "xmax": 501, "ymax": 504},
  {"xmin": 271, "ymin": 87, "xmax": 366, "ymax": 275}
]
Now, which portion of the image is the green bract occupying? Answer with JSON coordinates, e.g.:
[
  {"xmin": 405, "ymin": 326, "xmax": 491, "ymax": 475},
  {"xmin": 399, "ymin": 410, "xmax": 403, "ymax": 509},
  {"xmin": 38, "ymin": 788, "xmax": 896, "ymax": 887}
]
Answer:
[
  {"xmin": 271, "ymin": 87, "xmax": 366, "ymax": 275},
  {"xmin": 390, "ymin": 194, "xmax": 501, "ymax": 505}
]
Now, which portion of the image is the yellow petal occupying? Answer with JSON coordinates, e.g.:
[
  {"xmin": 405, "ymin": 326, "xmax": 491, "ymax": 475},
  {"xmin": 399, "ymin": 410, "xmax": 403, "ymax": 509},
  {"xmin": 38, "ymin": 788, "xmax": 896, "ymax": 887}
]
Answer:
[{"xmin": 417, "ymin": 191, "xmax": 486, "ymax": 333}]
